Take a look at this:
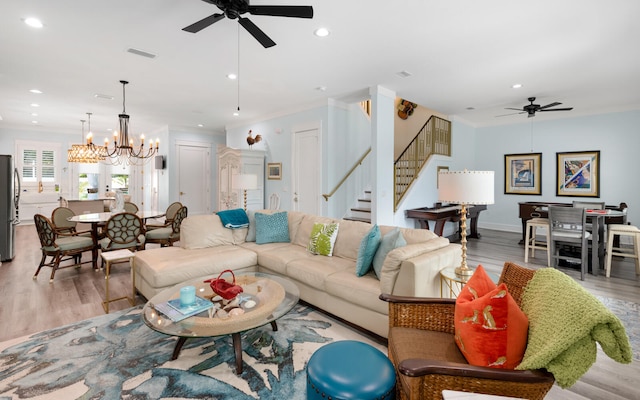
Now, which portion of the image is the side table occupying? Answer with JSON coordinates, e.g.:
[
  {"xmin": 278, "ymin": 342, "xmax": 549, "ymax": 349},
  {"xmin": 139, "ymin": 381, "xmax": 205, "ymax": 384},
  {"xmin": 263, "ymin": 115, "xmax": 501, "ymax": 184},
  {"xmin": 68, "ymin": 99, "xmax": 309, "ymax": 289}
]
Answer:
[
  {"xmin": 440, "ymin": 267, "xmax": 499, "ymax": 298},
  {"xmin": 101, "ymin": 249, "xmax": 135, "ymax": 313}
]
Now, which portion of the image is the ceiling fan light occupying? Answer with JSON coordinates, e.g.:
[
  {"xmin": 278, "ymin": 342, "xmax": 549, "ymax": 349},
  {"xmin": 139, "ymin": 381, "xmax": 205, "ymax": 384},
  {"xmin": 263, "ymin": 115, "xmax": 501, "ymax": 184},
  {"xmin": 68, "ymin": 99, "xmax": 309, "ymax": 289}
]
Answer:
[
  {"xmin": 512, "ymin": 83, "xmax": 523, "ymax": 89},
  {"xmin": 24, "ymin": 17, "xmax": 43, "ymax": 28}
]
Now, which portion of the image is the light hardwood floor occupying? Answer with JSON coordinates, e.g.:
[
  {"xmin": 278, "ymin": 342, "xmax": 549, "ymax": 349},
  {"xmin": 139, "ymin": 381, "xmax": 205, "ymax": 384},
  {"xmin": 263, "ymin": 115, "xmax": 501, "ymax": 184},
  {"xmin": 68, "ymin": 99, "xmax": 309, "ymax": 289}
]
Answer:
[{"xmin": 1, "ymin": 224, "xmax": 638, "ymax": 399}]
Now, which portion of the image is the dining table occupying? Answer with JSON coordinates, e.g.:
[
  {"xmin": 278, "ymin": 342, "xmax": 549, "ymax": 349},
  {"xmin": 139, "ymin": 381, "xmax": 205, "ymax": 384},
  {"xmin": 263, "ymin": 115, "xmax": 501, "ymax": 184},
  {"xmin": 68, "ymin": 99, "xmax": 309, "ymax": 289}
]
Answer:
[{"xmin": 68, "ymin": 210, "xmax": 166, "ymax": 268}]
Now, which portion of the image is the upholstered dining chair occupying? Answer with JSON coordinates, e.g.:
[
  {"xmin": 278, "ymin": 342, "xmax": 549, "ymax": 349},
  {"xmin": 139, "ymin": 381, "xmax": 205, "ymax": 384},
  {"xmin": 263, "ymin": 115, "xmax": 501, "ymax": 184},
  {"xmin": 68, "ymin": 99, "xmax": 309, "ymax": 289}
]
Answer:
[
  {"xmin": 33, "ymin": 213, "xmax": 96, "ymax": 282},
  {"xmin": 123, "ymin": 201, "xmax": 139, "ymax": 213},
  {"xmin": 51, "ymin": 207, "xmax": 91, "ymax": 237},
  {"xmin": 549, "ymin": 205, "xmax": 591, "ymax": 280},
  {"xmin": 145, "ymin": 205, "xmax": 188, "ymax": 248},
  {"xmin": 99, "ymin": 212, "xmax": 145, "ymax": 267},
  {"xmin": 145, "ymin": 201, "xmax": 183, "ymax": 231},
  {"xmin": 380, "ymin": 262, "xmax": 555, "ymax": 400}
]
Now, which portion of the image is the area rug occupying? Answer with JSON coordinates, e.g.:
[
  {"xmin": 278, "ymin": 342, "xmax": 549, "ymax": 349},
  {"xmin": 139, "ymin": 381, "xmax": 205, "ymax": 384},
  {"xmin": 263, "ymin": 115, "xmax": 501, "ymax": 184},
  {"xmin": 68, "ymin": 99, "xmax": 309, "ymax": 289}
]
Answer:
[
  {"xmin": 0, "ymin": 305, "xmax": 385, "ymax": 399},
  {"xmin": 595, "ymin": 295, "xmax": 639, "ymax": 361}
]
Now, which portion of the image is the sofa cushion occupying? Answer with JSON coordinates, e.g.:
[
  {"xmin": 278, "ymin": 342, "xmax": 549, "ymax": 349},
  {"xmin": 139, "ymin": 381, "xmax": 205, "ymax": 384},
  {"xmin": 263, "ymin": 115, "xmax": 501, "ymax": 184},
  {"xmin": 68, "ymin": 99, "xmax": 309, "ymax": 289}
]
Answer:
[
  {"xmin": 325, "ymin": 269, "xmax": 387, "ymax": 314},
  {"xmin": 454, "ymin": 265, "xmax": 529, "ymax": 369},
  {"xmin": 293, "ymin": 214, "xmax": 338, "ymax": 248},
  {"xmin": 380, "ymin": 225, "xmax": 439, "ymax": 244},
  {"xmin": 255, "ymin": 211, "xmax": 290, "ymax": 244},
  {"xmin": 286, "ymin": 255, "xmax": 354, "ymax": 291},
  {"xmin": 333, "ymin": 219, "xmax": 375, "ymax": 261},
  {"xmin": 134, "ymin": 246, "xmax": 257, "ymax": 288},
  {"xmin": 254, "ymin": 244, "xmax": 308, "ymax": 274},
  {"xmin": 307, "ymin": 222, "xmax": 340, "ymax": 256},
  {"xmin": 372, "ymin": 228, "xmax": 406, "ymax": 279},
  {"xmin": 355, "ymin": 224, "xmax": 381, "ymax": 276},
  {"xmin": 180, "ymin": 214, "xmax": 235, "ymax": 249}
]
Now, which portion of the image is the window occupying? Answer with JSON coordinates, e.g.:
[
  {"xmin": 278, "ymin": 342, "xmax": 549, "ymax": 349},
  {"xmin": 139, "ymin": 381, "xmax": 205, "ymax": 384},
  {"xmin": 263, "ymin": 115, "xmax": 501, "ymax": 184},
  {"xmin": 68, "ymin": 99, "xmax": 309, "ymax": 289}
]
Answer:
[{"xmin": 16, "ymin": 141, "xmax": 60, "ymax": 187}]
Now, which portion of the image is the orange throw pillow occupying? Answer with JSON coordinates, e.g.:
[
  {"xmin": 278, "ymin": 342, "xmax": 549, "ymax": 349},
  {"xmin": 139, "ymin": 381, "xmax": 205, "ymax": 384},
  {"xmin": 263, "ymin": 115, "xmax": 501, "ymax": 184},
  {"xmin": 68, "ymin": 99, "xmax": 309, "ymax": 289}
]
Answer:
[{"xmin": 454, "ymin": 265, "xmax": 529, "ymax": 369}]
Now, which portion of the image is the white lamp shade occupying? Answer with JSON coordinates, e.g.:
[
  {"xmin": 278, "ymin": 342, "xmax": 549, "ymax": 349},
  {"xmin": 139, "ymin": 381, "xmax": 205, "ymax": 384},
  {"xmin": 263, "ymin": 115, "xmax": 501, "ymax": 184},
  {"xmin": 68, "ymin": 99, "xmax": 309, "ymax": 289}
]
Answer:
[
  {"xmin": 438, "ymin": 170, "xmax": 495, "ymax": 205},
  {"xmin": 232, "ymin": 174, "xmax": 258, "ymax": 190}
]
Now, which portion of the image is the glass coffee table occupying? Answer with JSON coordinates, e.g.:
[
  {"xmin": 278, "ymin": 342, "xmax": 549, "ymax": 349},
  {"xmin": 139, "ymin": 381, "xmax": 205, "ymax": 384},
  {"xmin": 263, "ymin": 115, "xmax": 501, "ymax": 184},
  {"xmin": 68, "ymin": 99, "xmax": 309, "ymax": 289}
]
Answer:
[{"xmin": 142, "ymin": 271, "xmax": 299, "ymax": 374}]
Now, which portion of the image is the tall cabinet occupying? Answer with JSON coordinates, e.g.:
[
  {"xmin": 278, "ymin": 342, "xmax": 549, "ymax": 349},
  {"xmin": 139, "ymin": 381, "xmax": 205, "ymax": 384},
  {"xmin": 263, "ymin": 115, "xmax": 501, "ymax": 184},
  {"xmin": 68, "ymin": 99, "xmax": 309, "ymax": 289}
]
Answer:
[{"xmin": 217, "ymin": 145, "xmax": 265, "ymax": 211}]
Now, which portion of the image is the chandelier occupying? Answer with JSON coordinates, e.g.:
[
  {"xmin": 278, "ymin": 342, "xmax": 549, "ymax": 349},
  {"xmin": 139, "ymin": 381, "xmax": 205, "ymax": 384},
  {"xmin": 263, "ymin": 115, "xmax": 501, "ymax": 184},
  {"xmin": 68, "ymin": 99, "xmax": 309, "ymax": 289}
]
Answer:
[
  {"xmin": 102, "ymin": 80, "xmax": 158, "ymax": 166},
  {"xmin": 67, "ymin": 113, "xmax": 104, "ymax": 163}
]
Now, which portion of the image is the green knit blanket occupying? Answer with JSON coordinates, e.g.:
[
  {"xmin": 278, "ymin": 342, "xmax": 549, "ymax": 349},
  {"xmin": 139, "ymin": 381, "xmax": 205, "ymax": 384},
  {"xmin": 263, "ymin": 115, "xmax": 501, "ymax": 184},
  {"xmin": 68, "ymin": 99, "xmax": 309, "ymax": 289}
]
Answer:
[{"xmin": 515, "ymin": 268, "xmax": 632, "ymax": 388}]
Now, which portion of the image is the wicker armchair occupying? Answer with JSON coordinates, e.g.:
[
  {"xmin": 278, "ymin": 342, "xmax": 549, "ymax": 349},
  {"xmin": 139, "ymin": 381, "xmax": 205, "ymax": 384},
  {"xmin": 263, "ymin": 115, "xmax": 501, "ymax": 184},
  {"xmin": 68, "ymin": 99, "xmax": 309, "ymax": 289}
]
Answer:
[
  {"xmin": 380, "ymin": 262, "xmax": 554, "ymax": 400},
  {"xmin": 144, "ymin": 205, "xmax": 187, "ymax": 248},
  {"xmin": 145, "ymin": 201, "xmax": 183, "ymax": 231}
]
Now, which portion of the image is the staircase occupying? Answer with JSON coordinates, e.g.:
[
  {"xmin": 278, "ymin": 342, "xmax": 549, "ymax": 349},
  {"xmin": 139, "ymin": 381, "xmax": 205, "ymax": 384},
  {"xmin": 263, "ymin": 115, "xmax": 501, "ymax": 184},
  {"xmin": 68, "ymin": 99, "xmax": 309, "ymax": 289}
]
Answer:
[
  {"xmin": 344, "ymin": 190, "xmax": 372, "ymax": 223},
  {"xmin": 394, "ymin": 116, "xmax": 451, "ymax": 210}
]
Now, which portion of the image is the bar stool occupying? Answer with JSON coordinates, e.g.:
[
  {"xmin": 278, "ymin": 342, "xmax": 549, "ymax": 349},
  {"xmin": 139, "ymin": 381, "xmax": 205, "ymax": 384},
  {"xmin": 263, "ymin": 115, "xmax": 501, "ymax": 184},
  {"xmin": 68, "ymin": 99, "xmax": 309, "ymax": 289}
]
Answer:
[
  {"xmin": 525, "ymin": 217, "xmax": 551, "ymax": 266},
  {"xmin": 605, "ymin": 224, "xmax": 640, "ymax": 277}
]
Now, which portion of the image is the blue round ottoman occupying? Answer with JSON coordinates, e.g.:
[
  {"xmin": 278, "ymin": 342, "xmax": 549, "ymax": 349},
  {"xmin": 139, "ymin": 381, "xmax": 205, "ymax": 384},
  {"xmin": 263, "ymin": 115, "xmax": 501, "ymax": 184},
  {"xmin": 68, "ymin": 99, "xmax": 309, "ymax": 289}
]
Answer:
[{"xmin": 306, "ymin": 340, "xmax": 395, "ymax": 400}]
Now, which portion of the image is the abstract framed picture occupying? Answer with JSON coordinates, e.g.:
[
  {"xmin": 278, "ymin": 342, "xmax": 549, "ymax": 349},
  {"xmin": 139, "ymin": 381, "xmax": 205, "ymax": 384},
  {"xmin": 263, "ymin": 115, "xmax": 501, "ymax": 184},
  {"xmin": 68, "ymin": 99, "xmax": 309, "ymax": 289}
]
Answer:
[
  {"xmin": 556, "ymin": 150, "xmax": 600, "ymax": 197},
  {"xmin": 267, "ymin": 162, "xmax": 282, "ymax": 180},
  {"xmin": 504, "ymin": 153, "xmax": 542, "ymax": 195}
]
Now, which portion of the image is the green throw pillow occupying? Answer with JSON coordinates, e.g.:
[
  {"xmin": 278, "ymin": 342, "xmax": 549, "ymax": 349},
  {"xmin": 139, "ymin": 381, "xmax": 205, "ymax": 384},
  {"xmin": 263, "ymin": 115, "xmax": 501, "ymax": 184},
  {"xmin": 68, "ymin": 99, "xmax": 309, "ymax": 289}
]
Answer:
[
  {"xmin": 355, "ymin": 225, "xmax": 381, "ymax": 276},
  {"xmin": 372, "ymin": 228, "xmax": 406, "ymax": 279},
  {"xmin": 307, "ymin": 222, "xmax": 340, "ymax": 256},
  {"xmin": 255, "ymin": 211, "xmax": 290, "ymax": 244}
]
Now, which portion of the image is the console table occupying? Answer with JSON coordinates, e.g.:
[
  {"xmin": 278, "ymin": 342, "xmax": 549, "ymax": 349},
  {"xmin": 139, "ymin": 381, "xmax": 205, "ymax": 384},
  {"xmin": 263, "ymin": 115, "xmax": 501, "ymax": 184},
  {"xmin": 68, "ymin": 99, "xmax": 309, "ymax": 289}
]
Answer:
[{"xmin": 406, "ymin": 204, "xmax": 487, "ymax": 240}]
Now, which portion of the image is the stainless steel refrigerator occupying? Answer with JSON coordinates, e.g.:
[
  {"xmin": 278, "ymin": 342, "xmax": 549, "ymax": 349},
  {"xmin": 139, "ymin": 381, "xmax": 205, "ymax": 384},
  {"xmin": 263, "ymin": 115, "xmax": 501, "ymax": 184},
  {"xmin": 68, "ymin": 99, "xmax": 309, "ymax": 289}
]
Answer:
[{"xmin": 0, "ymin": 155, "xmax": 20, "ymax": 261}]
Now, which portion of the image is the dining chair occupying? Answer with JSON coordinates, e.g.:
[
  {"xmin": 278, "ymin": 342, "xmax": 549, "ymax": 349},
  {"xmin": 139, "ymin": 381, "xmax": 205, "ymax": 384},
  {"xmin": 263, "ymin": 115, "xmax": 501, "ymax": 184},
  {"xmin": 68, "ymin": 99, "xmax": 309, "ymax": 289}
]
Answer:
[
  {"xmin": 269, "ymin": 193, "xmax": 280, "ymax": 210},
  {"xmin": 549, "ymin": 205, "xmax": 591, "ymax": 280},
  {"xmin": 605, "ymin": 224, "xmax": 640, "ymax": 277},
  {"xmin": 144, "ymin": 205, "xmax": 188, "ymax": 248},
  {"xmin": 524, "ymin": 217, "xmax": 550, "ymax": 266},
  {"xmin": 99, "ymin": 212, "xmax": 146, "ymax": 267},
  {"xmin": 123, "ymin": 201, "xmax": 139, "ymax": 213},
  {"xmin": 145, "ymin": 201, "xmax": 183, "ymax": 231},
  {"xmin": 51, "ymin": 207, "xmax": 91, "ymax": 236},
  {"xmin": 33, "ymin": 214, "xmax": 96, "ymax": 282}
]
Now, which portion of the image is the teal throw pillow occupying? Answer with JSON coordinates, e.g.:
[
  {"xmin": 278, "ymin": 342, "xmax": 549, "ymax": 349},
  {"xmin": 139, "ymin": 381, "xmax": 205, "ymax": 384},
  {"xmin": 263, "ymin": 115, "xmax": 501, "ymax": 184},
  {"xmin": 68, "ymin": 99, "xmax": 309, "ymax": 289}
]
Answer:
[
  {"xmin": 255, "ymin": 211, "xmax": 290, "ymax": 244},
  {"xmin": 355, "ymin": 225, "xmax": 381, "ymax": 276},
  {"xmin": 372, "ymin": 228, "xmax": 406, "ymax": 279},
  {"xmin": 307, "ymin": 222, "xmax": 340, "ymax": 256},
  {"xmin": 245, "ymin": 210, "xmax": 256, "ymax": 242}
]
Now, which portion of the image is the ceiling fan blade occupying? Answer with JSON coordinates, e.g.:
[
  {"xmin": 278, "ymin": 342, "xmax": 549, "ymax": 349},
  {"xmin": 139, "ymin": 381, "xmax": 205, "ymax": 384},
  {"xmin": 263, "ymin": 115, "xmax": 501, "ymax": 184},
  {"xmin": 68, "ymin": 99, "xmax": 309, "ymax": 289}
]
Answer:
[
  {"xmin": 504, "ymin": 107, "xmax": 524, "ymax": 111},
  {"xmin": 538, "ymin": 102, "xmax": 561, "ymax": 110},
  {"xmin": 238, "ymin": 17, "xmax": 276, "ymax": 48},
  {"xmin": 248, "ymin": 5, "xmax": 314, "ymax": 18},
  {"xmin": 539, "ymin": 107, "xmax": 574, "ymax": 112},
  {"xmin": 182, "ymin": 13, "xmax": 225, "ymax": 33},
  {"xmin": 495, "ymin": 112, "xmax": 525, "ymax": 117}
]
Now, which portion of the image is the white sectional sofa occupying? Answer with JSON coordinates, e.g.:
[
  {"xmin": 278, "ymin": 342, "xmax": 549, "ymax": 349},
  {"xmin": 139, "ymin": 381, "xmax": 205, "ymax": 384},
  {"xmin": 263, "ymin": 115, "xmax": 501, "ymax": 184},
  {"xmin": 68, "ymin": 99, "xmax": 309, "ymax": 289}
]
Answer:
[{"xmin": 133, "ymin": 210, "xmax": 461, "ymax": 338}]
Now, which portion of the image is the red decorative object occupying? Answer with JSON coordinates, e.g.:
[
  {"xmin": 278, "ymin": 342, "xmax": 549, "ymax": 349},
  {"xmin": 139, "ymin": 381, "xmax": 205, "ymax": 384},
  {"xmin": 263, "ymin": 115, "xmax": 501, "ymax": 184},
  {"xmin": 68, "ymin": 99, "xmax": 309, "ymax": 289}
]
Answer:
[{"xmin": 205, "ymin": 270, "xmax": 244, "ymax": 300}]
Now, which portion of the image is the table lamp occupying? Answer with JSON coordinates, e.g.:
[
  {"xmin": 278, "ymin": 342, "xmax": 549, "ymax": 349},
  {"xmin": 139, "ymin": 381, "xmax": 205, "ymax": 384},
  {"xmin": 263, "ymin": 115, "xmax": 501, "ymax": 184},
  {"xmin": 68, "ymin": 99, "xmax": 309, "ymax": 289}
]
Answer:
[
  {"xmin": 438, "ymin": 170, "xmax": 494, "ymax": 276},
  {"xmin": 232, "ymin": 174, "xmax": 258, "ymax": 210}
]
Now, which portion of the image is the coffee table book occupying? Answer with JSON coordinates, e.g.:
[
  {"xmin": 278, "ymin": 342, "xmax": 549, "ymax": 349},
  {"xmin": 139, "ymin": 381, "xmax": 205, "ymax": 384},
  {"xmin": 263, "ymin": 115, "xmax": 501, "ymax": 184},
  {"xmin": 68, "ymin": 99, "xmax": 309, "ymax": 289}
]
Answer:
[{"xmin": 154, "ymin": 296, "xmax": 213, "ymax": 322}]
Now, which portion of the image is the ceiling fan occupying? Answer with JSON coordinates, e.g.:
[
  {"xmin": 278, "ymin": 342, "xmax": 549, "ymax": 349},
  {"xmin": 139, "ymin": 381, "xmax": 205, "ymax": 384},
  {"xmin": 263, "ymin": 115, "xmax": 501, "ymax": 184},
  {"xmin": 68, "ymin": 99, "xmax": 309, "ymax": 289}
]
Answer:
[
  {"xmin": 498, "ymin": 97, "xmax": 574, "ymax": 118},
  {"xmin": 182, "ymin": 0, "xmax": 314, "ymax": 48}
]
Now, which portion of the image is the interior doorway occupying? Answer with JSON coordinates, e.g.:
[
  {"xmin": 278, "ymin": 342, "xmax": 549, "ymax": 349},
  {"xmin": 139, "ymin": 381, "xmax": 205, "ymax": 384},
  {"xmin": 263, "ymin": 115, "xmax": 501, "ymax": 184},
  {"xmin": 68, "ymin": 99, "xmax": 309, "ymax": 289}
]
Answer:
[
  {"xmin": 291, "ymin": 121, "xmax": 321, "ymax": 215},
  {"xmin": 176, "ymin": 141, "xmax": 211, "ymax": 215}
]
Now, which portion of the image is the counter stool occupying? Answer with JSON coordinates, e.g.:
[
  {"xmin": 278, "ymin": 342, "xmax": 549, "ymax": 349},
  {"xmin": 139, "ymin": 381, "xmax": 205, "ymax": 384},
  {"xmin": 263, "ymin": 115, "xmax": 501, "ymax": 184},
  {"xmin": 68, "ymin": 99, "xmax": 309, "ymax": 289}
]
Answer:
[
  {"xmin": 101, "ymin": 249, "xmax": 135, "ymax": 313},
  {"xmin": 306, "ymin": 340, "xmax": 395, "ymax": 400},
  {"xmin": 525, "ymin": 217, "xmax": 551, "ymax": 266},
  {"xmin": 605, "ymin": 224, "xmax": 640, "ymax": 278}
]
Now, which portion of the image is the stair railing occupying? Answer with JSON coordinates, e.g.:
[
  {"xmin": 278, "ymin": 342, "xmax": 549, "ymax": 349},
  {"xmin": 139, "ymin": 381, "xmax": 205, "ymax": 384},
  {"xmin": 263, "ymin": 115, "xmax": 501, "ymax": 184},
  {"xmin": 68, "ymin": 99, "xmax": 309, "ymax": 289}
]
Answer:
[
  {"xmin": 394, "ymin": 116, "xmax": 451, "ymax": 210},
  {"xmin": 322, "ymin": 148, "xmax": 371, "ymax": 201}
]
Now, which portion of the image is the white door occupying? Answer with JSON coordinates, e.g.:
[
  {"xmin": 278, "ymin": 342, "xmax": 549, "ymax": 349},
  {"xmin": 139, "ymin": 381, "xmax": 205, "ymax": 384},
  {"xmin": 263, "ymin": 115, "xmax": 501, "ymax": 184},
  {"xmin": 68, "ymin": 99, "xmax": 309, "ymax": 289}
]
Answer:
[
  {"xmin": 177, "ymin": 141, "xmax": 211, "ymax": 215},
  {"xmin": 292, "ymin": 122, "xmax": 321, "ymax": 214}
]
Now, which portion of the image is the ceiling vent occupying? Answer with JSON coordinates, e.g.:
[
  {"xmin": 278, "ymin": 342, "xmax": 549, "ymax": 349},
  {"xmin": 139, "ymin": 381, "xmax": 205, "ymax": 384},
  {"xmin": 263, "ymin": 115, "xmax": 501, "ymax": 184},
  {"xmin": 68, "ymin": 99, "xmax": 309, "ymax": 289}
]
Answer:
[
  {"xmin": 396, "ymin": 70, "xmax": 412, "ymax": 78},
  {"xmin": 126, "ymin": 48, "xmax": 157, "ymax": 59},
  {"xmin": 94, "ymin": 93, "xmax": 114, "ymax": 100}
]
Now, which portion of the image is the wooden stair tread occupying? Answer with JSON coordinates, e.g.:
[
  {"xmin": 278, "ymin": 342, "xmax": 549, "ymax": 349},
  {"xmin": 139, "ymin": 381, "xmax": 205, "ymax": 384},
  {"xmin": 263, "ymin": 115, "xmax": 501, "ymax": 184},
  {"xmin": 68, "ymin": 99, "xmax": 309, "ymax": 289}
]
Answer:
[
  {"xmin": 350, "ymin": 207, "xmax": 371, "ymax": 213},
  {"xmin": 343, "ymin": 216, "xmax": 371, "ymax": 223}
]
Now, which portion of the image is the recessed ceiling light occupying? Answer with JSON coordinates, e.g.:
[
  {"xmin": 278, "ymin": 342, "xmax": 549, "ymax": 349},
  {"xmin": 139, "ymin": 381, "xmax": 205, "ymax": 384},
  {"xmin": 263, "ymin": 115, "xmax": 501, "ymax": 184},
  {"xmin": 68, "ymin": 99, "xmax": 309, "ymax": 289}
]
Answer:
[
  {"xmin": 29, "ymin": 89, "xmax": 42, "ymax": 94},
  {"xmin": 30, "ymin": 103, "xmax": 40, "ymax": 107},
  {"xmin": 227, "ymin": 73, "xmax": 237, "ymax": 80},
  {"xmin": 197, "ymin": 124, "xmax": 204, "ymax": 127},
  {"xmin": 31, "ymin": 113, "xmax": 38, "ymax": 116},
  {"xmin": 31, "ymin": 120, "xmax": 38, "ymax": 124},
  {"xmin": 24, "ymin": 17, "xmax": 43, "ymax": 28},
  {"xmin": 233, "ymin": 111, "xmax": 239, "ymax": 116},
  {"xmin": 314, "ymin": 27, "xmax": 330, "ymax": 37},
  {"xmin": 512, "ymin": 83, "xmax": 523, "ymax": 89}
]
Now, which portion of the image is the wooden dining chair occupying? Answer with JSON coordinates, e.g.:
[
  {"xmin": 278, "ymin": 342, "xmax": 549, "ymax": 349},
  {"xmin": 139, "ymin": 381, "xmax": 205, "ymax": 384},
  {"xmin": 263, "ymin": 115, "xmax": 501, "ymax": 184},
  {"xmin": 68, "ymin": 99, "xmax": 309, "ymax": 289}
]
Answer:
[
  {"xmin": 144, "ymin": 206, "xmax": 188, "ymax": 248},
  {"xmin": 123, "ymin": 202, "xmax": 139, "ymax": 213},
  {"xmin": 51, "ymin": 207, "xmax": 91, "ymax": 237},
  {"xmin": 33, "ymin": 214, "xmax": 96, "ymax": 282},
  {"xmin": 145, "ymin": 201, "xmax": 183, "ymax": 231},
  {"xmin": 99, "ymin": 213, "xmax": 146, "ymax": 267},
  {"xmin": 549, "ymin": 206, "xmax": 591, "ymax": 280}
]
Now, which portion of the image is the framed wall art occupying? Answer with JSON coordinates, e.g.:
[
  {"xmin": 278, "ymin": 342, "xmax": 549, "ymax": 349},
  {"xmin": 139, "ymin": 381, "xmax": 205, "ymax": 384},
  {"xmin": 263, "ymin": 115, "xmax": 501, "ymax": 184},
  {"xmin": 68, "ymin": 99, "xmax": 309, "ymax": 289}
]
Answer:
[
  {"xmin": 267, "ymin": 162, "xmax": 282, "ymax": 180},
  {"xmin": 504, "ymin": 153, "xmax": 542, "ymax": 195},
  {"xmin": 556, "ymin": 150, "xmax": 600, "ymax": 197}
]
